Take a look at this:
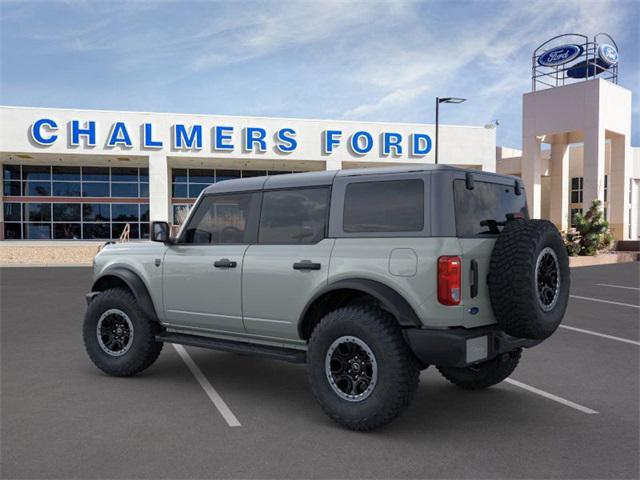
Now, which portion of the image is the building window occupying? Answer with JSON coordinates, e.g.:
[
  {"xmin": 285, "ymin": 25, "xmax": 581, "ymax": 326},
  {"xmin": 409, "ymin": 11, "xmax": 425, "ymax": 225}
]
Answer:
[
  {"xmin": 2, "ymin": 165, "xmax": 149, "ymax": 199},
  {"xmin": 3, "ymin": 201, "xmax": 150, "ymax": 240},
  {"xmin": 570, "ymin": 177, "xmax": 583, "ymax": 203},
  {"xmin": 2, "ymin": 164, "xmax": 150, "ymax": 240},
  {"xmin": 173, "ymin": 204, "xmax": 192, "ymax": 225}
]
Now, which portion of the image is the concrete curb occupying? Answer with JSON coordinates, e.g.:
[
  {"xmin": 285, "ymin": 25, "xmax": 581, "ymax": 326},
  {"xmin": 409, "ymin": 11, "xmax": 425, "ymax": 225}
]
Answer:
[
  {"xmin": 0, "ymin": 263, "xmax": 92, "ymax": 268},
  {"xmin": 569, "ymin": 252, "xmax": 639, "ymax": 268}
]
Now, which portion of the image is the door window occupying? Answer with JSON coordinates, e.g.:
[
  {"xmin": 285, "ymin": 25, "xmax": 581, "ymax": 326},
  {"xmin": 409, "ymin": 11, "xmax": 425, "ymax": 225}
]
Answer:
[
  {"xmin": 259, "ymin": 188, "xmax": 329, "ymax": 244},
  {"xmin": 182, "ymin": 193, "xmax": 259, "ymax": 244}
]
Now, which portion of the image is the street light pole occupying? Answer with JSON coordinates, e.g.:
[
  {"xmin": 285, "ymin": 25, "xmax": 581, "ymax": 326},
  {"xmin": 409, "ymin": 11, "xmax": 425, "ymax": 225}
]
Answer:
[{"xmin": 434, "ymin": 96, "xmax": 467, "ymax": 165}]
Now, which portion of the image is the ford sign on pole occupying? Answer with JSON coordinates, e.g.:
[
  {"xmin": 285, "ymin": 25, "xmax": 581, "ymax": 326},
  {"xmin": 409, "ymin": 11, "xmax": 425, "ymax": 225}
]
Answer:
[
  {"xmin": 598, "ymin": 44, "xmax": 619, "ymax": 66},
  {"xmin": 537, "ymin": 44, "xmax": 583, "ymax": 67}
]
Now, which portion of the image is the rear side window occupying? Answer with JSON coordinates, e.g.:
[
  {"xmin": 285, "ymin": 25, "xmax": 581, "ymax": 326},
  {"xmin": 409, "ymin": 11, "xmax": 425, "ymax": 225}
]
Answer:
[
  {"xmin": 454, "ymin": 180, "xmax": 528, "ymax": 236},
  {"xmin": 182, "ymin": 192, "xmax": 259, "ymax": 244},
  {"xmin": 343, "ymin": 179, "xmax": 424, "ymax": 233},
  {"xmin": 259, "ymin": 188, "xmax": 329, "ymax": 244}
]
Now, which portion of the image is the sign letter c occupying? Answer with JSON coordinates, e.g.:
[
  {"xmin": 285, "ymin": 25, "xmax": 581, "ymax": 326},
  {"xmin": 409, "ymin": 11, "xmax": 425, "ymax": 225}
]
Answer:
[{"xmin": 30, "ymin": 118, "xmax": 58, "ymax": 145}]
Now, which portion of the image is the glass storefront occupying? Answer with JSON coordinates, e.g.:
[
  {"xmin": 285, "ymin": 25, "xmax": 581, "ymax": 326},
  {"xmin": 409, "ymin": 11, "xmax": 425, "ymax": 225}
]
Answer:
[
  {"xmin": 2, "ymin": 164, "xmax": 301, "ymax": 237},
  {"xmin": 3, "ymin": 164, "xmax": 149, "ymax": 240}
]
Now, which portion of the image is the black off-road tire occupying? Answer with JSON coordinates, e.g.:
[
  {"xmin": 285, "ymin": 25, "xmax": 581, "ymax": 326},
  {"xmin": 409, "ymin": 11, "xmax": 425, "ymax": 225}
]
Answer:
[
  {"xmin": 488, "ymin": 219, "xmax": 570, "ymax": 340},
  {"xmin": 83, "ymin": 288, "xmax": 163, "ymax": 377},
  {"xmin": 307, "ymin": 305, "xmax": 420, "ymax": 431},
  {"xmin": 437, "ymin": 349, "xmax": 521, "ymax": 390}
]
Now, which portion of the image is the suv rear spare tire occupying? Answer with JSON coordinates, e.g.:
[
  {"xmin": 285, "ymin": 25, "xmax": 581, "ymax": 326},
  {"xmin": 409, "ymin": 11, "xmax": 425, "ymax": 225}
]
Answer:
[{"xmin": 488, "ymin": 219, "xmax": 570, "ymax": 340}]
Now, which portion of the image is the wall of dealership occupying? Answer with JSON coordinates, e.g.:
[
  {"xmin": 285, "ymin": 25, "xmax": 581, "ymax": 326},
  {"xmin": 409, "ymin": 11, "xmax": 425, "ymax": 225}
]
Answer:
[{"xmin": 0, "ymin": 106, "xmax": 496, "ymax": 243}]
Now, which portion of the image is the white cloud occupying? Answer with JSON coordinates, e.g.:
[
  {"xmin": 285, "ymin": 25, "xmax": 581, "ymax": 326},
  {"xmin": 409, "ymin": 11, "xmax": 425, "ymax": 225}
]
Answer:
[{"xmin": 338, "ymin": 0, "xmax": 629, "ymax": 120}]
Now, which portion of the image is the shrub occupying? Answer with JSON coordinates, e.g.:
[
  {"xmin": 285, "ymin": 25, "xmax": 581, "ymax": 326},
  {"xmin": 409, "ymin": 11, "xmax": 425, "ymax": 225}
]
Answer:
[{"xmin": 564, "ymin": 199, "xmax": 613, "ymax": 256}]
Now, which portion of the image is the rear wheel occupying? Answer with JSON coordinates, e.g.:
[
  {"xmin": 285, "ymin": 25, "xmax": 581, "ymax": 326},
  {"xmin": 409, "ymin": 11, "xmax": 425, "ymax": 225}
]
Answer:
[
  {"xmin": 437, "ymin": 349, "xmax": 521, "ymax": 390},
  {"xmin": 307, "ymin": 305, "xmax": 419, "ymax": 431},
  {"xmin": 83, "ymin": 288, "xmax": 163, "ymax": 377}
]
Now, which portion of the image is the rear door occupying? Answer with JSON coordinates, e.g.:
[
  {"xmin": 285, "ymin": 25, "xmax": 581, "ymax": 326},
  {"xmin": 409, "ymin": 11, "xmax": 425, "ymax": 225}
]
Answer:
[
  {"xmin": 453, "ymin": 177, "xmax": 528, "ymax": 327},
  {"xmin": 242, "ymin": 187, "xmax": 333, "ymax": 342}
]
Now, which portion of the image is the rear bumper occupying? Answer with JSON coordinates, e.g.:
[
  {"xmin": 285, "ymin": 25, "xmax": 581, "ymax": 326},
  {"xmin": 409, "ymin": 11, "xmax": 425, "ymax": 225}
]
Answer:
[{"xmin": 403, "ymin": 325, "xmax": 542, "ymax": 368}]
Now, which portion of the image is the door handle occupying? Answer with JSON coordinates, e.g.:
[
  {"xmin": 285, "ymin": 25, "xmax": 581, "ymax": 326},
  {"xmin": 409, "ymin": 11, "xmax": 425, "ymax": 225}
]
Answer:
[
  {"xmin": 470, "ymin": 259, "xmax": 478, "ymax": 298},
  {"xmin": 293, "ymin": 260, "xmax": 321, "ymax": 271},
  {"xmin": 214, "ymin": 258, "xmax": 237, "ymax": 268}
]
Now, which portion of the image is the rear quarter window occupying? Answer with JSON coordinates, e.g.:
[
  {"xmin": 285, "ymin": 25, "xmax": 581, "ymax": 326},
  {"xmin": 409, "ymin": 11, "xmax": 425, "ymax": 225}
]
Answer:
[
  {"xmin": 343, "ymin": 179, "xmax": 424, "ymax": 233},
  {"xmin": 454, "ymin": 179, "xmax": 528, "ymax": 236}
]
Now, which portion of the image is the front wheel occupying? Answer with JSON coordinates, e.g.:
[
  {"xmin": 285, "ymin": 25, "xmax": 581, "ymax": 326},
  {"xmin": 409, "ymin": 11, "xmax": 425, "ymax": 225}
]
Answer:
[
  {"xmin": 83, "ymin": 288, "xmax": 163, "ymax": 377},
  {"xmin": 437, "ymin": 349, "xmax": 521, "ymax": 390},
  {"xmin": 307, "ymin": 305, "xmax": 419, "ymax": 431}
]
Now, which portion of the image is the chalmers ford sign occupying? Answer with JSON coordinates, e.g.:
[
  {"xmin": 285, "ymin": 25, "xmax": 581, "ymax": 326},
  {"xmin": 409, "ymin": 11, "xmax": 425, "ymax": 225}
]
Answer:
[{"xmin": 29, "ymin": 118, "xmax": 434, "ymax": 157}]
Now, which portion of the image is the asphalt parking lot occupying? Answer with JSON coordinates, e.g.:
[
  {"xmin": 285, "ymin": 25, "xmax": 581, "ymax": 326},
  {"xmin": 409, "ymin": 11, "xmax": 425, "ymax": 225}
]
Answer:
[{"xmin": 1, "ymin": 263, "xmax": 638, "ymax": 479}]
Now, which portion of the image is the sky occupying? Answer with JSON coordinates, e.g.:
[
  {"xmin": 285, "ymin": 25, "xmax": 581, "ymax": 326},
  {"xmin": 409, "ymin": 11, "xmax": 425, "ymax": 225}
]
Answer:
[{"xmin": 1, "ymin": 0, "xmax": 638, "ymax": 149}]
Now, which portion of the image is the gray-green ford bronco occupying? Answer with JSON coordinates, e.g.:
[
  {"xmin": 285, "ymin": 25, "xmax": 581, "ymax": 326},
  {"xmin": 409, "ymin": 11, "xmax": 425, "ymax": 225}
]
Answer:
[{"xmin": 84, "ymin": 166, "xmax": 570, "ymax": 430}]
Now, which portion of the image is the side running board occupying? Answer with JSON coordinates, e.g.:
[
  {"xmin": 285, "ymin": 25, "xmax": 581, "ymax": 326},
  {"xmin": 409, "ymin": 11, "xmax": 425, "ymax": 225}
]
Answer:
[{"xmin": 156, "ymin": 332, "xmax": 307, "ymax": 364}]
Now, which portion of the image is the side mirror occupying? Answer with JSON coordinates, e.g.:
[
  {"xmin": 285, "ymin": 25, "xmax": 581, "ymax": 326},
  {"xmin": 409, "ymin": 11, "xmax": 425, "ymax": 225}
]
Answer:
[{"xmin": 151, "ymin": 221, "xmax": 171, "ymax": 243}]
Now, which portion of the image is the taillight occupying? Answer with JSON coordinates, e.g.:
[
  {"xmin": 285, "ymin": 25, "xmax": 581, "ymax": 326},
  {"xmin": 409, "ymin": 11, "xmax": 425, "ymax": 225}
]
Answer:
[{"xmin": 438, "ymin": 256, "xmax": 461, "ymax": 306}]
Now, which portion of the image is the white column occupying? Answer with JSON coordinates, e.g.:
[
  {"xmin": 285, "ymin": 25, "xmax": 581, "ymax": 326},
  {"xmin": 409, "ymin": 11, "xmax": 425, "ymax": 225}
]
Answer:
[
  {"xmin": 148, "ymin": 153, "xmax": 171, "ymax": 223},
  {"xmin": 549, "ymin": 135, "xmax": 570, "ymax": 231},
  {"xmin": 325, "ymin": 159, "xmax": 342, "ymax": 171},
  {"xmin": 522, "ymin": 135, "xmax": 543, "ymax": 218},
  {"xmin": 609, "ymin": 134, "xmax": 631, "ymax": 240},
  {"xmin": 582, "ymin": 126, "xmax": 605, "ymax": 212}
]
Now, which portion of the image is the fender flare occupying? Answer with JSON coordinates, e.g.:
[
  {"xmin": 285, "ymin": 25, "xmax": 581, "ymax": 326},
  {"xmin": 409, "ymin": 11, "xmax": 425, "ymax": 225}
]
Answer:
[
  {"xmin": 298, "ymin": 278, "xmax": 422, "ymax": 337},
  {"xmin": 91, "ymin": 267, "xmax": 159, "ymax": 321}
]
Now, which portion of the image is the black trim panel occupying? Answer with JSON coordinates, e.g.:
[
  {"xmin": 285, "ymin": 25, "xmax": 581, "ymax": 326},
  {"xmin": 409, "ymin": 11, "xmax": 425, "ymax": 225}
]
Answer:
[
  {"xmin": 298, "ymin": 278, "xmax": 422, "ymax": 337},
  {"xmin": 403, "ymin": 325, "xmax": 542, "ymax": 368},
  {"xmin": 91, "ymin": 267, "xmax": 158, "ymax": 321}
]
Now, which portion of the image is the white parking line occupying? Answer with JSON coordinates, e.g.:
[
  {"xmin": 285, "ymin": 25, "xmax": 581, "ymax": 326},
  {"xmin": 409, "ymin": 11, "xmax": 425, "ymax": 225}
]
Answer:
[
  {"xmin": 596, "ymin": 283, "xmax": 640, "ymax": 291},
  {"xmin": 173, "ymin": 344, "xmax": 241, "ymax": 427},
  {"xmin": 570, "ymin": 295, "xmax": 640, "ymax": 309},
  {"xmin": 560, "ymin": 324, "xmax": 640, "ymax": 346},
  {"xmin": 505, "ymin": 378, "xmax": 599, "ymax": 415}
]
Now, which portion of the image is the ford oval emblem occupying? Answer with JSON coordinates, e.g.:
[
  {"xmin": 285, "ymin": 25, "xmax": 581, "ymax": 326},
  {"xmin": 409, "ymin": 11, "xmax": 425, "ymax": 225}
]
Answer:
[
  {"xmin": 538, "ymin": 44, "xmax": 583, "ymax": 67},
  {"xmin": 598, "ymin": 43, "xmax": 618, "ymax": 66}
]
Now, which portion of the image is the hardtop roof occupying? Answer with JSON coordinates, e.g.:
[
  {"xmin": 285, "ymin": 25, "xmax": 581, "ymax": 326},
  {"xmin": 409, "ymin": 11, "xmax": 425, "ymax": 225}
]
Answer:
[{"xmin": 201, "ymin": 165, "xmax": 518, "ymax": 195}]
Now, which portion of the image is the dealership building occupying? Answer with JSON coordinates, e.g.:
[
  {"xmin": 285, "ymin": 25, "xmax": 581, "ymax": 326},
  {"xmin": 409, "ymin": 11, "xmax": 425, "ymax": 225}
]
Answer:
[
  {"xmin": 0, "ymin": 33, "xmax": 638, "ymax": 249},
  {"xmin": 0, "ymin": 106, "xmax": 495, "ymax": 241}
]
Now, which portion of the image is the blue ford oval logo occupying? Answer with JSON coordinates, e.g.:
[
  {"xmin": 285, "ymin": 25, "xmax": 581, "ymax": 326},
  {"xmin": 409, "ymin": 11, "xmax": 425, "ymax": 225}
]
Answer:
[
  {"xmin": 538, "ymin": 44, "xmax": 583, "ymax": 67},
  {"xmin": 598, "ymin": 44, "xmax": 618, "ymax": 66}
]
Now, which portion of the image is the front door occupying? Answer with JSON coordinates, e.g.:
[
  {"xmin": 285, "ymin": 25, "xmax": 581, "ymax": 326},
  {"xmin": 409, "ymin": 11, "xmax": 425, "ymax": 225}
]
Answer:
[
  {"xmin": 242, "ymin": 187, "xmax": 332, "ymax": 341},
  {"xmin": 162, "ymin": 191, "xmax": 261, "ymax": 334}
]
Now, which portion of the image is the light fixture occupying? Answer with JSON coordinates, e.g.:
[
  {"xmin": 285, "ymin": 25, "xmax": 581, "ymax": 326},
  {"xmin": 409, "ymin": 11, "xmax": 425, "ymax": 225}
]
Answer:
[
  {"xmin": 435, "ymin": 97, "xmax": 467, "ymax": 164},
  {"xmin": 438, "ymin": 97, "xmax": 466, "ymax": 104}
]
